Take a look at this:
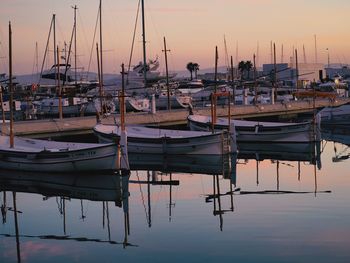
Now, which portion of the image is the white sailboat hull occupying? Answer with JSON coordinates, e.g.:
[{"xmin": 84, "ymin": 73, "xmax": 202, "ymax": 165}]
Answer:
[
  {"xmin": 188, "ymin": 114, "xmax": 320, "ymax": 143},
  {"xmin": 93, "ymin": 124, "xmax": 232, "ymax": 155},
  {"xmin": 319, "ymin": 104, "xmax": 350, "ymax": 125},
  {"xmin": 0, "ymin": 135, "xmax": 118, "ymax": 172}
]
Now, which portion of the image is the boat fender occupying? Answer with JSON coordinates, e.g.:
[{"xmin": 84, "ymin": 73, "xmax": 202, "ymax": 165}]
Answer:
[{"xmin": 254, "ymin": 125, "xmax": 259, "ymax": 134}]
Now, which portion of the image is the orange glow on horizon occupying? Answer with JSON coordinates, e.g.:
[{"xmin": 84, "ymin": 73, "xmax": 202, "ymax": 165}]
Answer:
[{"xmin": 0, "ymin": 0, "xmax": 349, "ymax": 75}]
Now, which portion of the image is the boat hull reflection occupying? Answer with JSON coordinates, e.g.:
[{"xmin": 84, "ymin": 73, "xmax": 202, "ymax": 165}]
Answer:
[
  {"xmin": 237, "ymin": 141, "xmax": 321, "ymax": 166},
  {"xmin": 321, "ymin": 125, "xmax": 350, "ymax": 146},
  {"xmin": 129, "ymin": 153, "xmax": 236, "ymax": 178},
  {"xmin": 0, "ymin": 170, "xmax": 122, "ymax": 204}
]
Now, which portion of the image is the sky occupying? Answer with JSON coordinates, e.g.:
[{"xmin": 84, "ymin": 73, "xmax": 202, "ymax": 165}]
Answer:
[{"xmin": 0, "ymin": 0, "xmax": 349, "ymax": 75}]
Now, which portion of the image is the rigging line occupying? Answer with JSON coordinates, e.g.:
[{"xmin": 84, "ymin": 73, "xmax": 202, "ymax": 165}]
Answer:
[
  {"xmin": 135, "ymin": 171, "xmax": 149, "ymax": 225},
  {"xmin": 77, "ymin": 10, "xmax": 92, "ymax": 75},
  {"xmin": 63, "ymin": 22, "xmax": 76, "ymax": 86},
  {"xmin": 145, "ymin": 1, "xmax": 163, "ymax": 63},
  {"xmin": 39, "ymin": 16, "xmax": 54, "ymax": 85},
  {"xmin": 127, "ymin": 0, "xmax": 141, "ymax": 84},
  {"xmin": 86, "ymin": 6, "xmax": 100, "ymax": 80},
  {"xmin": 0, "ymin": 27, "xmax": 8, "ymax": 70},
  {"xmin": 55, "ymin": 20, "xmax": 68, "ymax": 46}
]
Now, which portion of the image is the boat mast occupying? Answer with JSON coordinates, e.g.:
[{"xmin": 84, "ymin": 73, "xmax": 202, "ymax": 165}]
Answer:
[
  {"xmin": 295, "ymin": 49, "xmax": 299, "ymax": 89},
  {"xmin": 314, "ymin": 34, "xmax": 318, "ymax": 64},
  {"xmin": 270, "ymin": 41, "xmax": 273, "ymax": 64},
  {"xmin": 162, "ymin": 37, "xmax": 170, "ymax": 110},
  {"xmin": 73, "ymin": 5, "xmax": 78, "ymax": 86},
  {"xmin": 211, "ymin": 46, "xmax": 219, "ymax": 133},
  {"xmin": 281, "ymin": 44, "xmax": 284, "ymax": 63},
  {"xmin": 230, "ymin": 55, "xmax": 235, "ymax": 104},
  {"xmin": 53, "ymin": 14, "xmax": 57, "ymax": 87},
  {"xmin": 224, "ymin": 35, "xmax": 229, "ymax": 74},
  {"xmin": 39, "ymin": 14, "xmax": 55, "ymax": 84},
  {"xmin": 96, "ymin": 43, "xmax": 103, "ymax": 118},
  {"xmin": 141, "ymin": 0, "xmax": 147, "ymax": 88},
  {"xmin": 99, "ymin": 0, "xmax": 103, "ymax": 89},
  {"xmin": 57, "ymin": 46, "xmax": 63, "ymax": 120},
  {"xmin": 121, "ymin": 64, "xmax": 126, "ymax": 132},
  {"xmin": 303, "ymin": 44, "xmax": 307, "ymax": 64},
  {"xmin": 9, "ymin": 21, "xmax": 14, "ymax": 148},
  {"xmin": 253, "ymin": 53, "xmax": 257, "ymax": 103},
  {"xmin": 126, "ymin": 0, "xmax": 141, "ymax": 85},
  {"xmin": 120, "ymin": 63, "xmax": 130, "ymax": 172},
  {"xmin": 273, "ymin": 42, "xmax": 277, "ymax": 93},
  {"xmin": 214, "ymin": 46, "xmax": 218, "ymax": 93}
]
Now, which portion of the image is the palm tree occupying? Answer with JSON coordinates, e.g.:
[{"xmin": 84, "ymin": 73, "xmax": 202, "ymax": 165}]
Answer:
[
  {"xmin": 245, "ymin": 61, "xmax": 253, "ymax": 80},
  {"xmin": 238, "ymin": 61, "xmax": 246, "ymax": 80},
  {"xmin": 193, "ymin": 63, "xmax": 200, "ymax": 79},
  {"xmin": 186, "ymin": 62, "xmax": 194, "ymax": 80}
]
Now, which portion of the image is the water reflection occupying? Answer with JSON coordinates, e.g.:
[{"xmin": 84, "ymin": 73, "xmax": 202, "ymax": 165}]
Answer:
[
  {"xmin": 0, "ymin": 140, "xmax": 339, "ymax": 262},
  {"xmin": 322, "ymin": 125, "xmax": 350, "ymax": 162},
  {"xmin": 237, "ymin": 141, "xmax": 322, "ymax": 188},
  {"xmin": 0, "ymin": 171, "xmax": 133, "ymax": 263}
]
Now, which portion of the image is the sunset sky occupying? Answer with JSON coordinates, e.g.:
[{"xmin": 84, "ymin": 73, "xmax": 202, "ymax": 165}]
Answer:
[{"xmin": 0, "ymin": 0, "xmax": 349, "ymax": 75}]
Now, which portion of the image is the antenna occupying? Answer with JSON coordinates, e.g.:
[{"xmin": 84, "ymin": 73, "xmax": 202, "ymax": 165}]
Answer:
[{"xmin": 303, "ymin": 44, "xmax": 307, "ymax": 64}]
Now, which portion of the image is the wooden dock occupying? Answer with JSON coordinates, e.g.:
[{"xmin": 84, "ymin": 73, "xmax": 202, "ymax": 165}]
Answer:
[{"xmin": 3, "ymin": 98, "xmax": 349, "ymax": 138}]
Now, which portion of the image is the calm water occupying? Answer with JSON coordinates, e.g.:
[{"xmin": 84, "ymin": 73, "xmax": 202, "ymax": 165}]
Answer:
[{"xmin": 1, "ymin": 125, "xmax": 350, "ymax": 263}]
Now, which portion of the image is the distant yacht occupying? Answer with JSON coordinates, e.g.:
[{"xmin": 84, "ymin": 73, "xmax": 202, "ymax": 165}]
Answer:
[{"xmin": 127, "ymin": 57, "xmax": 176, "ymax": 85}]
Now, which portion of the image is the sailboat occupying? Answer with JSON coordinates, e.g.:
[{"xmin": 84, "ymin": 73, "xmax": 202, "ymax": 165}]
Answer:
[
  {"xmin": 0, "ymin": 22, "xmax": 119, "ymax": 173},
  {"xmin": 93, "ymin": 1, "xmax": 237, "ymax": 155},
  {"xmin": 0, "ymin": 135, "xmax": 119, "ymax": 172},
  {"xmin": 94, "ymin": 123, "xmax": 234, "ymax": 155},
  {"xmin": 188, "ymin": 114, "xmax": 321, "ymax": 143},
  {"xmin": 318, "ymin": 103, "xmax": 350, "ymax": 125}
]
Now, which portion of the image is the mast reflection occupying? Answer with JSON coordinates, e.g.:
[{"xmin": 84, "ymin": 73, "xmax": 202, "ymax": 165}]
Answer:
[{"xmin": 0, "ymin": 170, "xmax": 135, "ymax": 262}]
